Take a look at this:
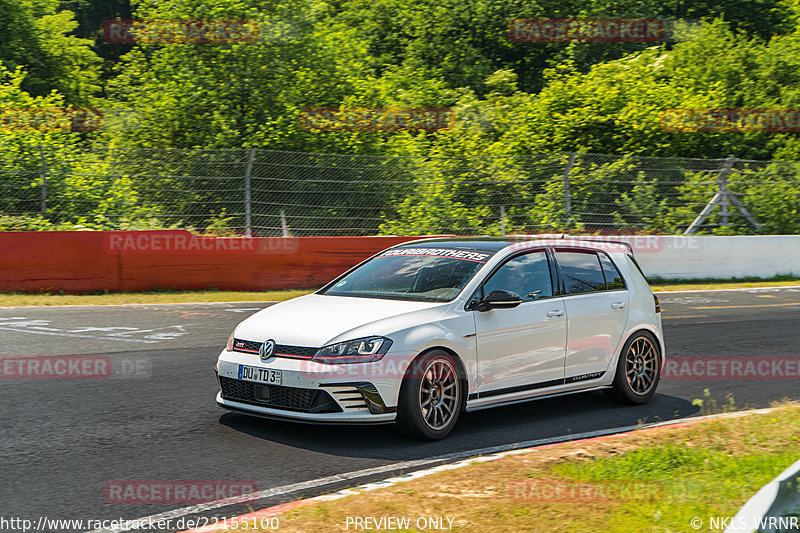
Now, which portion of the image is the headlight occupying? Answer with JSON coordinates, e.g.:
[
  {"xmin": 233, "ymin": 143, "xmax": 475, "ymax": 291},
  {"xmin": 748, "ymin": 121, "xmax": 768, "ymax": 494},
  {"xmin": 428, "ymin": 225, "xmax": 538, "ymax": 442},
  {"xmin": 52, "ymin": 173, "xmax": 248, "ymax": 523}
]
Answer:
[
  {"xmin": 226, "ymin": 331, "xmax": 235, "ymax": 351},
  {"xmin": 312, "ymin": 336, "xmax": 392, "ymax": 364}
]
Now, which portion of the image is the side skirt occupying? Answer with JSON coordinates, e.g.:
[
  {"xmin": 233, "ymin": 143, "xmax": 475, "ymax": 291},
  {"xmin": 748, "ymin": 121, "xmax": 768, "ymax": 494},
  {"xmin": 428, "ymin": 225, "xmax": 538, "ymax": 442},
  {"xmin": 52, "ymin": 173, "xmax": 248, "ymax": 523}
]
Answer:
[{"xmin": 465, "ymin": 380, "xmax": 611, "ymax": 412}]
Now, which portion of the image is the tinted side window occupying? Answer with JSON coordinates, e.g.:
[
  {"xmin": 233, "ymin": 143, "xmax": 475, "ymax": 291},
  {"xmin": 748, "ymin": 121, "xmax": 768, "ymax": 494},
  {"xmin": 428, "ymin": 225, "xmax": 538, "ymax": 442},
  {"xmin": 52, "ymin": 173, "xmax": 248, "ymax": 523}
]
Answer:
[
  {"xmin": 556, "ymin": 251, "xmax": 606, "ymax": 294},
  {"xmin": 483, "ymin": 251, "xmax": 553, "ymax": 301},
  {"xmin": 598, "ymin": 253, "xmax": 625, "ymax": 290}
]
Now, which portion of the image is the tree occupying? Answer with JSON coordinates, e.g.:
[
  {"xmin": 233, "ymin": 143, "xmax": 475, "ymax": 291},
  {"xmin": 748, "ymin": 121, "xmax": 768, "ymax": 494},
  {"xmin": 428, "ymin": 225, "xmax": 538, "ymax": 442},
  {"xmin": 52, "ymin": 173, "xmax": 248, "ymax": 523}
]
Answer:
[{"xmin": 0, "ymin": 0, "xmax": 100, "ymax": 104}]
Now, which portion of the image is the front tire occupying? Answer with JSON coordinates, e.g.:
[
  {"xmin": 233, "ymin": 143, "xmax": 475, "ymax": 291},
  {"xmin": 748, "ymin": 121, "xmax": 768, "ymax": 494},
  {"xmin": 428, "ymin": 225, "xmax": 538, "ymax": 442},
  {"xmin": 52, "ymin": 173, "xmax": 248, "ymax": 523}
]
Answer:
[
  {"xmin": 395, "ymin": 351, "xmax": 464, "ymax": 440},
  {"xmin": 607, "ymin": 331, "xmax": 661, "ymax": 404}
]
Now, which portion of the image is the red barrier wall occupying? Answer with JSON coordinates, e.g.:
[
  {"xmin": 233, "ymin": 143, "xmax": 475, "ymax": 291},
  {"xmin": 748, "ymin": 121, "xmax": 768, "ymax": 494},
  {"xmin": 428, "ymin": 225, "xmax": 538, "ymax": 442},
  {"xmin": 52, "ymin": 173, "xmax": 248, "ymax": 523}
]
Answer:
[{"xmin": 0, "ymin": 231, "xmax": 422, "ymax": 293}]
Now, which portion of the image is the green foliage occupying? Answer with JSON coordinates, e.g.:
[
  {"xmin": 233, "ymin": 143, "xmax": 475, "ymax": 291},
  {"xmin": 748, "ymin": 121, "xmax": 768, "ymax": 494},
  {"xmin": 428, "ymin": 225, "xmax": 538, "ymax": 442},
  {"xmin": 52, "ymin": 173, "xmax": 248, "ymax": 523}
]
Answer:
[
  {"xmin": 0, "ymin": 0, "xmax": 100, "ymax": 104},
  {"xmin": 0, "ymin": 63, "xmax": 77, "ymax": 222},
  {"xmin": 58, "ymin": 0, "xmax": 133, "ymax": 68},
  {"xmin": 4, "ymin": 0, "xmax": 800, "ymax": 233},
  {"xmin": 0, "ymin": 214, "xmax": 64, "ymax": 230},
  {"xmin": 0, "ymin": 213, "xmax": 184, "ymax": 230},
  {"xmin": 100, "ymin": 0, "xmax": 386, "ymax": 152},
  {"xmin": 374, "ymin": 18, "xmax": 800, "ymax": 235},
  {"xmin": 203, "ymin": 209, "xmax": 238, "ymax": 236}
]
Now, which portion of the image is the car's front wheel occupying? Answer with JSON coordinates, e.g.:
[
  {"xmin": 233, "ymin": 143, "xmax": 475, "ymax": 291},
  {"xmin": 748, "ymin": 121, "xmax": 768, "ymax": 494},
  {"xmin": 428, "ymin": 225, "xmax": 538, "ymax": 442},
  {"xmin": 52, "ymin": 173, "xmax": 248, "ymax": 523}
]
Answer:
[
  {"xmin": 396, "ymin": 350, "xmax": 464, "ymax": 440},
  {"xmin": 606, "ymin": 331, "xmax": 661, "ymax": 404}
]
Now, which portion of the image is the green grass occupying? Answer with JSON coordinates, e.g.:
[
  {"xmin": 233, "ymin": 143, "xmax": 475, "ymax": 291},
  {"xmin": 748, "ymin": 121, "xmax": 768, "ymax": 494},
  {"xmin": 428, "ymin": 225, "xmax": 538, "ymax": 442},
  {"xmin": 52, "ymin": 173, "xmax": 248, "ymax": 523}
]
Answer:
[
  {"xmin": 251, "ymin": 403, "xmax": 800, "ymax": 533},
  {"xmin": 651, "ymin": 279, "xmax": 800, "ymax": 291},
  {"xmin": 648, "ymin": 274, "xmax": 800, "ymax": 285},
  {"xmin": 649, "ymin": 274, "xmax": 800, "ymax": 292},
  {"xmin": 548, "ymin": 440, "xmax": 797, "ymax": 531}
]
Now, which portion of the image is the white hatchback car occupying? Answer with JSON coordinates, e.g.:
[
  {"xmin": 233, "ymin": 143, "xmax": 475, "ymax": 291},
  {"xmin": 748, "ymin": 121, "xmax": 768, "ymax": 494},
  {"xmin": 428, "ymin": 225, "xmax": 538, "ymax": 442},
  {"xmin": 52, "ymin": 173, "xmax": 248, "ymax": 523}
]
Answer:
[{"xmin": 216, "ymin": 237, "xmax": 665, "ymax": 439}]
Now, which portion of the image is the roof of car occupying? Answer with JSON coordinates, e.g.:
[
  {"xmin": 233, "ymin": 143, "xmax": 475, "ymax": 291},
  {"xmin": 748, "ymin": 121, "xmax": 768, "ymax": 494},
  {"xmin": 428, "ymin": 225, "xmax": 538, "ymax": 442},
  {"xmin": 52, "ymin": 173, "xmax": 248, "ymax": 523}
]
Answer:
[
  {"xmin": 396, "ymin": 236, "xmax": 633, "ymax": 254},
  {"xmin": 397, "ymin": 237, "xmax": 517, "ymax": 251}
]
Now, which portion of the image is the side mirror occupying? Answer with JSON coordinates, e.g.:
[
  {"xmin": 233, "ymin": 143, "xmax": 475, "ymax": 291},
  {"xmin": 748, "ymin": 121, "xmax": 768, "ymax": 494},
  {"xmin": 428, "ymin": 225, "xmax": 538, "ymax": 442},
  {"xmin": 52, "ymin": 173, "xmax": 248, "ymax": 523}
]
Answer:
[{"xmin": 475, "ymin": 289, "xmax": 523, "ymax": 312}]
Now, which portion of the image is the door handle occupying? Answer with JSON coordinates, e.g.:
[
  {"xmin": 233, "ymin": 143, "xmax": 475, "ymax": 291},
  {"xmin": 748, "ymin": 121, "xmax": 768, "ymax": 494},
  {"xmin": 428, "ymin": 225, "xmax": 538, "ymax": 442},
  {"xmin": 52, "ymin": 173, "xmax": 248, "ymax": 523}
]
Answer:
[
  {"xmin": 611, "ymin": 302, "xmax": 627, "ymax": 310},
  {"xmin": 546, "ymin": 310, "xmax": 564, "ymax": 317}
]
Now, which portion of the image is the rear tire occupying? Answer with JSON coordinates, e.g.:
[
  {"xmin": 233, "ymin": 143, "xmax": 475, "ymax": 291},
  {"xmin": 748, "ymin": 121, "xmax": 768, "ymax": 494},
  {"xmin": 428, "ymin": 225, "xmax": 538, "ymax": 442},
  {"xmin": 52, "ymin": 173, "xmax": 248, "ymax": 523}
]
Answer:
[
  {"xmin": 608, "ymin": 331, "xmax": 661, "ymax": 404},
  {"xmin": 395, "ymin": 350, "xmax": 464, "ymax": 440}
]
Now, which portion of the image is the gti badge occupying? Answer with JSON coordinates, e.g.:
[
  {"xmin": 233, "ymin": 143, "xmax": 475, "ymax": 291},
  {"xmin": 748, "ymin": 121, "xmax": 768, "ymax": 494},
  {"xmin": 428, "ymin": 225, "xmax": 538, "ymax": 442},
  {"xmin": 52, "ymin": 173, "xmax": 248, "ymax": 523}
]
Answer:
[{"xmin": 260, "ymin": 339, "xmax": 276, "ymax": 361}]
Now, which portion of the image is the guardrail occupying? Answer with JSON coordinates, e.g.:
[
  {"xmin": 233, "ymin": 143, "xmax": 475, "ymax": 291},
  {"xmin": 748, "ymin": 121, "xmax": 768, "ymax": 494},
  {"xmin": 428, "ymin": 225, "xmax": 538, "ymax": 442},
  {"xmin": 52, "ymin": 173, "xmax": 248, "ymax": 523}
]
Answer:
[
  {"xmin": 725, "ymin": 458, "xmax": 800, "ymax": 533},
  {"xmin": 0, "ymin": 231, "xmax": 415, "ymax": 292},
  {"xmin": 2, "ymin": 232, "xmax": 800, "ymax": 293}
]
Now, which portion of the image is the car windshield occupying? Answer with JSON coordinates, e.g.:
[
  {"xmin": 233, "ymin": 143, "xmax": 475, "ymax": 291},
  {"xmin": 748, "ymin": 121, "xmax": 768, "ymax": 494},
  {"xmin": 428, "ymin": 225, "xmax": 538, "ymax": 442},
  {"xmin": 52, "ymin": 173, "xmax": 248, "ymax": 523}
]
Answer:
[{"xmin": 319, "ymin": 247, "xmax": 493, "ymax": 302}]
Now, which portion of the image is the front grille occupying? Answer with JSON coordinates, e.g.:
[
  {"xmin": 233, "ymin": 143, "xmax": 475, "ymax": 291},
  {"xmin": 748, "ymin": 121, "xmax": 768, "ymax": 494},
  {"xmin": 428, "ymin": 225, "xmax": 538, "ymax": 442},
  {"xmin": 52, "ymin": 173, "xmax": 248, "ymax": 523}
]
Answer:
[
  {"xmin": 218, "ymin": 376, "xmax": 341, "ymax": 413},
  {"xmin": 274, "ymin": 344, "xmax": 317, "ymax": 358},
  {"xmin": 232, "ymin": 338, "xmax": 318, "ymax": 359},
  {"xmin": 232, "ymin": 339, "xmax": 260, "ymax": 353}
]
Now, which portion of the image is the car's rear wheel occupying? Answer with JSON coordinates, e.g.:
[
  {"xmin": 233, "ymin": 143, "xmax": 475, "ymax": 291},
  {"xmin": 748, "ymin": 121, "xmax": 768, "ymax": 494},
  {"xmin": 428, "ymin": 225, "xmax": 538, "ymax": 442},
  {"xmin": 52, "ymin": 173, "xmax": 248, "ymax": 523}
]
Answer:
[
  {"xmin": 606, "ymin": 331, "xmax": 661, "ymax": 404},
  {"xmin": 396, "ymin": 351, "xmax": 463, "ymax": 440}
]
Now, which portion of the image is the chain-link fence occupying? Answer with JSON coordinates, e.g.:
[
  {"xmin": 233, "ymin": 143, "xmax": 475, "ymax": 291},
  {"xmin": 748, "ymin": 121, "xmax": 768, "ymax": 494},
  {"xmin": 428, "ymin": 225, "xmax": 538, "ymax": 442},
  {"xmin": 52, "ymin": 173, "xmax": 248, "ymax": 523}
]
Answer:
[{"xmin": 2, "ymin": 146, "xmax": 800, "ymax": 236}]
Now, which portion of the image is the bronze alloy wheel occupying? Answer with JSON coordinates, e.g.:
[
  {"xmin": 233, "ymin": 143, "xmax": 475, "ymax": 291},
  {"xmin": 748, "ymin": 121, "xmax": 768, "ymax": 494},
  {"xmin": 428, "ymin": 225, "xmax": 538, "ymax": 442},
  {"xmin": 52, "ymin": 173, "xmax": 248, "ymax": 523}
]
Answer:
[
  {"xmin": 625, "ymin": 335, "xmax": 659, "ymax": 396},
  {"xmin": 418, "ymin": 358, "xmax": 459, "ymax": 430},
  {"xmin": 606, "ymin": 331, "xmax": 662, "ymax": 404},
  {"xmin": 396, "ymin": 350, "xmax": 464, "ymax": 440}
]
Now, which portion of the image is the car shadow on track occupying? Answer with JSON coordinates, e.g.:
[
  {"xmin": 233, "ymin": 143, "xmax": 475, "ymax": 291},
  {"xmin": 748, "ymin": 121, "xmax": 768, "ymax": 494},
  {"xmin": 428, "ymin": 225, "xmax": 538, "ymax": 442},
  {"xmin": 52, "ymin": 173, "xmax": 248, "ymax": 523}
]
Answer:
[{"xmin": 218, "ymin": 391, "xmax": 698, "ymax": 462}]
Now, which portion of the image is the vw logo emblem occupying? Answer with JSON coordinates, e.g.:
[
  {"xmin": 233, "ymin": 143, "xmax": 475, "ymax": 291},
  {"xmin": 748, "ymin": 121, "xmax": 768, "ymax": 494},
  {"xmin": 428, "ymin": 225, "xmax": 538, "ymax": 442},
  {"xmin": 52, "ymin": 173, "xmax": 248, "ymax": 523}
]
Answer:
[{"xmin": 259, "ymin": 339, "xmax": 276, "ymax": 361}]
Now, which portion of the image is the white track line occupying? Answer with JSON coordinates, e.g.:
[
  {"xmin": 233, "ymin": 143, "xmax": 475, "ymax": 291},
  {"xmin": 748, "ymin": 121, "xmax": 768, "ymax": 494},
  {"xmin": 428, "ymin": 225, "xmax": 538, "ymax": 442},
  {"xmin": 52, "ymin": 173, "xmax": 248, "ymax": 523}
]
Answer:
[
  {"xmin": 0, "ymin": 301, "xmax": 277, "ymax": 310},
  {"xmin": 0, "ymin": 326, "xmax": 157, "ymax": 343},
  {"xmin": 84, "ymin": 407, "xmax": 776, "ymax": 533}
]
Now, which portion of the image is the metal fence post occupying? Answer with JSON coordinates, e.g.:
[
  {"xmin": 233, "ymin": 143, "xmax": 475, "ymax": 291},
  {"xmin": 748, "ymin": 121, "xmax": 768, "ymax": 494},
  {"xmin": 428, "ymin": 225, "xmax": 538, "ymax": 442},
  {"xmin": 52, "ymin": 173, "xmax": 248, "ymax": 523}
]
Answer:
[
  {"xmin": 39, "ymin": 145, "xmax": 47, "ymax": 219},
  {"xmin": 718, "ymin": 155, "xmax": 735, "ymax": 228},
  {"xmin": 500, "ymin": 205, "xmax": 506, "ymax": 236},
  {"xmin": 280, "ymin": 209, "xmax": 290, "ymax": 237},
  {"xmin": 684, "ymin": 155, "xmax": 746, "ymax": 235},
  {"xmin": 562, "ymin": 153, "xmax": 577, "ymax": 226},
  {"xmin": 244, "ymin": 148, "xmax": 256, "ymax": 237}
]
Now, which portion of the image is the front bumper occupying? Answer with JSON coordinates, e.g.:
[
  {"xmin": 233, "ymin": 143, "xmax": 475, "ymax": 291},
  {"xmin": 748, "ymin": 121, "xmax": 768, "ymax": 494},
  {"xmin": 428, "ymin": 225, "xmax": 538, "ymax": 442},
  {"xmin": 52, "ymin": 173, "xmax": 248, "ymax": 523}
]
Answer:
[
  {"xmin": 216, "ymin": 393, "xmax": 396, "ymax": 424},
  {"xmin": 215, "ymin": 349, "xmax": 405, "ymax": 423}
]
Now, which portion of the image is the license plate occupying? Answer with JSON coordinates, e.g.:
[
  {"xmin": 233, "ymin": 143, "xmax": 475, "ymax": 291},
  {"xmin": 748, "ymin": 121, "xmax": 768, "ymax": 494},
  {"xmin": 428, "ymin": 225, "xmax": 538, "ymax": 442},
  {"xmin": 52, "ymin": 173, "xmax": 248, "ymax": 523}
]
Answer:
[{"xmin": 238, "ymin": 365, "xmax": 282, "ymax": 385}]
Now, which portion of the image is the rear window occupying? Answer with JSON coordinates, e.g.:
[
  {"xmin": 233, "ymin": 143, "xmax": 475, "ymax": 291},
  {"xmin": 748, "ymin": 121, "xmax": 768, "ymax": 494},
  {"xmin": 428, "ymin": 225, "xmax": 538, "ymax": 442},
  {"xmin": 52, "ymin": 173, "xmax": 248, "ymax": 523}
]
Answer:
[
  {"xmin": 627, "ymin": 252, "xmax": 648, "ymax": 281},
  {"xmin": 555, "ymin": 251, "xmax": 606, "ymax": 294},
  {"xmin": 598, "ymin": 253, "xmax": 625, "ymax": 290}
]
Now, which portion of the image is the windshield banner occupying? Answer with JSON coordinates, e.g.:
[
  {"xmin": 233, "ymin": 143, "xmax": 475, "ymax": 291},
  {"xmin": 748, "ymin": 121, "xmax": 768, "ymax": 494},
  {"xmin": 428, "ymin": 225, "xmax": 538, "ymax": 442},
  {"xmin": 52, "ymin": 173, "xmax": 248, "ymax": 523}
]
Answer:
[{"xmin": 377, "ymin": 248, "xmax": 493, "ymax": 262}]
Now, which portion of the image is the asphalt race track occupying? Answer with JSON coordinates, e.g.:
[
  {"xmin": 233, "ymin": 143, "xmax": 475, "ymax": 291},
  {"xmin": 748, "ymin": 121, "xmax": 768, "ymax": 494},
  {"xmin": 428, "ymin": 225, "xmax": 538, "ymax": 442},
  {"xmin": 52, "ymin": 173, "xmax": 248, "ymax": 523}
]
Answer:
[{"xmin": 2, "ymin": 287, "xmax": 800, "ymax": 531}]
